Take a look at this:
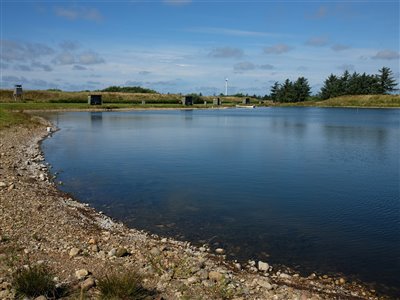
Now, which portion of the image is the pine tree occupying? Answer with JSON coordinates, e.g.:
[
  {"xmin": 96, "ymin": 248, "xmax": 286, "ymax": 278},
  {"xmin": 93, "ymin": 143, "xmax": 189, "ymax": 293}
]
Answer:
[
  {"xmin": 320, "ymin": 74, "xmax": 341, "ymax": 99},
  {"xmin": 293, "ymin": 77, "xmax": 311, "ymax": 102},
  {"xmin": 377, "ymin": 67, "xmax": 398, "ymax": 94},
  {"xmin": 270, "ymin": 82, "xmax": 281, "ymax": 102}
]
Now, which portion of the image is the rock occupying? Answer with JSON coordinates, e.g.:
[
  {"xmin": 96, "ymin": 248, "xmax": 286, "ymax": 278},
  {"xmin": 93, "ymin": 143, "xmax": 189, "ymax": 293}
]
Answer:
[
  {"xmin": 187, "ymin": 276, "xmax": 199, "ymax": 284},
  {"xmin": 0, "ymin": 182, "xmax": 6, "ymax": 188},
  {"xmin": 75, "ymin": 269, "xmax": 89, "ymax": 280},
  {"xmin": 7, "ymin": 184, "xmax": 15, "ymax": 191},
  {"xmin": 69, "ymin": 247, "xmax": 81, "ymax": 257},
  {"xmin": 115, "ymin": 247, "xmax": 128, "ymax": 257},
  {"xmin": 199, "ymin": 247, "xmax": 207, "ymax": 252},
  {"xmin": 256, "ymin": 279, "xmax": 273, "ymax": 290},
  {"xmin": 215, "ymin": 248, "xmax": 224, "ymax": 254},
  {"xmin": 279, "ymin": 273, "xmax": 291, "ymax": 279},
  {"xmin": 197, "ymin": 269, "xmax": 208, "ymax": 280},
  {"xmin": 90, "ymin": 244, "xmax": 99, "ymax": 252},
  {"xmin": 108, "ymin": 248, "xmax": 117, "ymax": 257},
  {"xmin": 208, "ymin": 271, "xmax": 224, "ymax": 282},
  {"xmin": 80, "ymin": 277, "xmax": 96, "ymax": 291},
  {"xmin": 88, "ymin": 238, "xmax": 97, "ymax": 244},
  {"xmin": 339, "ymin": 277, "xmax": 346, "ymax": 284},
  {"xmin": 34, "ymin": 296, "xmax": 47, "ymax": 300},
  {"xmin": 234, "ymin": 263, "xmax": 242, "ymax": 270},
  {"xmin": 39, "ymin": 174, "xmax": 46, "ymax": 181},
  {"xmin": 161, "ymin": 238, "xmax": 167, "ymax": 243},
  {"xmin": 150, "ymin": 247, "xmax": 161, "ymax": 256},
  {"xmin": 258, "ymin": 261, "xmax": 269, "ymax": 272}
]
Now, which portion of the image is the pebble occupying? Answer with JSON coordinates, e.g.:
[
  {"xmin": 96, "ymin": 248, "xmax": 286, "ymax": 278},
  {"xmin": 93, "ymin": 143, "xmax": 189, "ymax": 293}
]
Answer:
[
  {"xmin": 75, "ymin": 269, "xmax": 89, "ymax": 280},
  {"xmin": 215, "ymin": 248, "xmax": 224, "ymax": 254},
  {"xmin": 34, "ymin": 296, "xmax": 47, "ymax": 300},
  {"xmin": 256, "ymin": 279, "xmax": 273, "ymax": 290},
  {"xmin": 81, "ymin": 277, "xmax": 96, "ymax": 291},
  {"xmin": 258, "ymin": 261, "xmax": 269, "ymax": 272},
  {"xmin": 208, "ymin": 271, "xmax": 224, "ymax": 282},
  {"xmin": 150, "ymin": 247, "xmax": 161, "ymax": 256},
  {"xmin": 69, "ymin": 247, "xmax": 81, "ymax": 257},
  {"xmin": 115, "ymin": 247, "xmax": 128, "ymax": 257},
  {"xmin": 187, "ymin": 276, "xmax": 199, "ymax": 284},
  {"xmin": 0, "ymin": 182, "xmax": 6, "ymax": 188}
]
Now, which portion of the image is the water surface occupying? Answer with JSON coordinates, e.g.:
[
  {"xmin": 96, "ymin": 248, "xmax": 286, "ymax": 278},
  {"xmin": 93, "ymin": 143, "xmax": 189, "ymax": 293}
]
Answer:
[{"xmin": 41, "ymin": 107, "xmax": 400, "ymax": 294}]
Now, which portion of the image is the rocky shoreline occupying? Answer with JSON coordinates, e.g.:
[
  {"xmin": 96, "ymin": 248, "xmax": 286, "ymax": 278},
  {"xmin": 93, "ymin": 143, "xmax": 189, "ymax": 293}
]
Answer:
[{"xmin": 0, "ymin": 120, "xmax": 387, "ymax": 299}]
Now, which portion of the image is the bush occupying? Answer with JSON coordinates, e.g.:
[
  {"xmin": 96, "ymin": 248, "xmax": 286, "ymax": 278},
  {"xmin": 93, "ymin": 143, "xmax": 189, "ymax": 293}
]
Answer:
[
  {"xmin": 97, "ymin": 270, "xmax": 155, "ymax": 300},
  {"xmin": 12, "ymin": 264, "xmax": 57, "ymax": 299}
]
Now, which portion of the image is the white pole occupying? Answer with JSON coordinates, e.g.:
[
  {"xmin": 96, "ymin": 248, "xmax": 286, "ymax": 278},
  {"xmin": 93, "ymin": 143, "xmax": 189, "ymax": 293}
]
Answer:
[{"xmin": 225, "ymin": 78, "xmax": 228, "ymax": 96}]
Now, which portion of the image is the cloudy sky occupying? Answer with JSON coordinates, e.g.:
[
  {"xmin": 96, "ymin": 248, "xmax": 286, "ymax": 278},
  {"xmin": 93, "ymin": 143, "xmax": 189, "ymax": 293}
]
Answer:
[{"xmin": 1, "ymin": 0, "xmax": 399, "ymax": 95}]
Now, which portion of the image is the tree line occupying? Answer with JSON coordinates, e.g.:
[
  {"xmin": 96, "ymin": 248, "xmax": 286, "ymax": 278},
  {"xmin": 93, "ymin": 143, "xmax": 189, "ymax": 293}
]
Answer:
[
  {"xmin": 267, "ymin": 67, "xmax": 397, "ymax": 102},
  {"xmin": 101, "ymin": 86, "xmax": 158, "ymax": 94}
]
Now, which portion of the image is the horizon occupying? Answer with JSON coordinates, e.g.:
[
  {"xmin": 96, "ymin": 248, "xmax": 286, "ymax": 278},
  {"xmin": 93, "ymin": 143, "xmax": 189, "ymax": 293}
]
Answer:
[{"xmin": 1, "ymin": 0, "xmax": 399, "ymax": 96}]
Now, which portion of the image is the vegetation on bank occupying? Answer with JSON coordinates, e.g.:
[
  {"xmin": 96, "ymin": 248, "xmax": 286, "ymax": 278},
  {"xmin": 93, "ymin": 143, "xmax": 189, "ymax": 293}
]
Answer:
[{"xmin": 267, "ymin": 67, "xmax": 398, "ymax": 103}]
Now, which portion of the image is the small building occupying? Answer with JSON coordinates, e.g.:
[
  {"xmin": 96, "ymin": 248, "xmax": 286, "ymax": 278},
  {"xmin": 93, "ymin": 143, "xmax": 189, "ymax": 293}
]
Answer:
[
  {"xmin": 141, "ymin": 100, "xmax": 146, "ymax": 105},
  {"xmin": 213, "ymin": 98, "xmax": 221, "ymax": 105},
  {"xmin": 13, "ymin": 85, "xmax": 23, "ymax": 101},
  {"xmin": 88, "ymin": 95, "xmax": 102, "ymax": 105},
  {"xmin": 243, "ymin": 97, "xmax": 250, "ymax": 104},
  {"xmin": 182, "ymin": 96, "xmax": 193, "ymax": 106}
]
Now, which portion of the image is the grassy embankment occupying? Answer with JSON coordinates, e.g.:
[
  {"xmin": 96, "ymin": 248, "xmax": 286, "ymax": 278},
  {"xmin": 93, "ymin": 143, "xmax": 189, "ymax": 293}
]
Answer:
[
  {"xmin": 279, "ymin": 94, "xmax": 400, "ymax": 108},
  {"xmin": 1, "ymin": 89, "xmax": 399, "ymax": 128}
]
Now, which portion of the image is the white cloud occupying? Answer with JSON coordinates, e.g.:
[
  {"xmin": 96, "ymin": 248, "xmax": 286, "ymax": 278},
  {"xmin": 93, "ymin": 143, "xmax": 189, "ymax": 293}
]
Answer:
[
  {"xmin": 189, "ymin": 27, "xmax": 280, "ymax": 38},
  {"xmin": 331, "ymin": 44, "xmax": 350, "ymax": 51},
  {"xmin": 371, "ymin": 50, "xmax": 400, "ymax": 60},
  {"xmin": 0, "ymin": 40, "xmax": 54, "ymax": 62},
  {"xmin": 53, "ymin": 52, "xmax": 76, "ymax": 65},
  {"xmin": 208, "ymin": 47, "xmax": 244, "ymax": 58},
  {"xmin": 73, "ymin": 65, "xmax": 87, "ymax": 71},
  {"xmin": 54, "ymin": 6, "xmax": 103, "ymax": 22},
  {"xmin": 305, "ymin": 36, "xmax": 329, "ymax": 47},
  {"xmin": 234, "ymin": 62, "xmax": 256, "ymax": 72},
  {"xmin": 78, "ymin": 51, "xmax": 105, "ymax": 65},
  {"xmin": 264, "ymin": 44, "xmax": 293, "ymax": 55}
]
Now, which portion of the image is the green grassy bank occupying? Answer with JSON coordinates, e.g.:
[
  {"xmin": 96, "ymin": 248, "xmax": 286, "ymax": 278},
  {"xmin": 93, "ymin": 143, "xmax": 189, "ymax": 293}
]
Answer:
[
  {"xmin": 278, "ymin": 94, "xmax": 400, "ymax": 108},
  {"xmin": 1, "ymin": 90, "xmax": 399, "ymax": 129}
]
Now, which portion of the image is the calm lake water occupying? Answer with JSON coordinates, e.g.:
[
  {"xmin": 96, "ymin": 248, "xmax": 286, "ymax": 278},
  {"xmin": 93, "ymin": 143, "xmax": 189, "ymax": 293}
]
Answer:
[{"xmin": 41, "ymin": 107, "xmax": 400, "ymax": 294}]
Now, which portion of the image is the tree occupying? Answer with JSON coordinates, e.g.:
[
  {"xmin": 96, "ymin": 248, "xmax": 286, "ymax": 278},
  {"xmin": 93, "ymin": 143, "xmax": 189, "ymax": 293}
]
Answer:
[
  {"xmin": 270, "ymin": 82, "xmax": 280, "ymax": 102},
  {"xmin": 319, "ymin": 74, "xmax": 341, "ymax": 99},
  {"xmin": 280, "ymin": 79, "xmax": 295, "ymax": 102},
  {"xmin": 377, "ymin": 67, "xmax": 398, "ymax": 94},
  {"xmin": 293, "ymin": 77, "xmax": 311, "ymax": 102}
]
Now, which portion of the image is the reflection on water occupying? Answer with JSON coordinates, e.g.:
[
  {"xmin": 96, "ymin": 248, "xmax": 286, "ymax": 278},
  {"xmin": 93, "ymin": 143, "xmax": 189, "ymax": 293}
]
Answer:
[{"xmin": 41, "ymin": 107, "xmax": 400, "ymax": 296}]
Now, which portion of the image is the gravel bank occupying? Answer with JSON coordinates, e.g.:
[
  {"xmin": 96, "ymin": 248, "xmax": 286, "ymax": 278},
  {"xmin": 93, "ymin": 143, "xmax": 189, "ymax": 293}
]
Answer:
[{"xmin": 0, "ymin": 122, "xmax": 384, "ymax": 299}]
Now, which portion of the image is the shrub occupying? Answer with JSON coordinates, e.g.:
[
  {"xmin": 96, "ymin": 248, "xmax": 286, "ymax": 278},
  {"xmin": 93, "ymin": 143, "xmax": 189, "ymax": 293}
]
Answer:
[
  {"xmin": 97, "ymin": 270, "xmax": 155, "ymax": 300},
  {"xmin": 12, "ymin": 264, "xmax": 57, "ymax": 299}
]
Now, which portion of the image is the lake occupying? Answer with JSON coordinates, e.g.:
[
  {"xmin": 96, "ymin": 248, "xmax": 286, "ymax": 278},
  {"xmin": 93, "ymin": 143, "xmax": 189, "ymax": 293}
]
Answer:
[{"xmin": 40, "ymin": 107, "xmax": 400, "ymax": 295}]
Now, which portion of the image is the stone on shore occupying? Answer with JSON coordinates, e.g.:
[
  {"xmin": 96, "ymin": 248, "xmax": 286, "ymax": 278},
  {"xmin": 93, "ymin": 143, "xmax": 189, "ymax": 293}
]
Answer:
[
  {"xmin": 69, "ymin": 247, "xmax": 81, "ymax": 257},
  {"xmin": 209, "ymin": 271, "xmax": 224, "ymax": 282},
  {"xmin": 258, "ymin": 261, "xmax": 269, "ymax": 272},
  {"xmin": 75, "ymin": 269, "xmax": 89, "ymax": 280}
]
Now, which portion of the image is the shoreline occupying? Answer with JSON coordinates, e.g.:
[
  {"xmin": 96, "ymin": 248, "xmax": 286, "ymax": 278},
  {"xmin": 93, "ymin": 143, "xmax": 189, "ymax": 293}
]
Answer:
[{"xmin": 0, "ymin": 121, "xmax": 390, "ymax": 299}]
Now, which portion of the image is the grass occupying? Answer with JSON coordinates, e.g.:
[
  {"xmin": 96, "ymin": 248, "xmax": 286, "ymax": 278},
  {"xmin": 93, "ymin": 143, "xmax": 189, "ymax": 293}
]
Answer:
[
  {"xmin": 0, "ymin": 108, "xmax": 33, "ymax": 129},
  {"xmin": 279, "ymin": 94, "xmax": 400, "ymax": 108},
  {"xmin": 97, "ymin": 270, "xmax": 156, "ymax": 300},
  {"xmin": 12, "ymin": 264, "xmax": 58, "ymax": 299}
]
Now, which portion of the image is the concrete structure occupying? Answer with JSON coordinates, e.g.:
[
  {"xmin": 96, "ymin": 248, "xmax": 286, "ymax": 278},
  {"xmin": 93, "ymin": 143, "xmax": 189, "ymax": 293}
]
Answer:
[
  {"xmin": 13, "ymin": 85, "xmax": 23, "ymax": 101},
  {"xmin": 213, "ymin": 98, "xmax": 221, "ymax": 105},
  {"xmin": 182, "ymin": 96, "xmax": 193, "ymax": 106},
  {"xmin": 88, "ymin": 95, "xmax": 102, "ymax": 105},
  {"xmin": 243, "ymin": 97, "xmax": 250, "ymax": 104}
]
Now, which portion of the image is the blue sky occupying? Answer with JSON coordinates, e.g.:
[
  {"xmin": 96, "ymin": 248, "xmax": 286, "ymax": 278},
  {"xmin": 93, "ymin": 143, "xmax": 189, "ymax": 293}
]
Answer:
[{"xmin": 1, "ymin": 0, "xmax": 399, "ymax": 95}]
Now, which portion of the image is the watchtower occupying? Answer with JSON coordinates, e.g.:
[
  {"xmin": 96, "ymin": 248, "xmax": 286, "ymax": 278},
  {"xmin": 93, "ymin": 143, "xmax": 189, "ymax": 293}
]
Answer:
[{"xmin": 13, "ymin": 85, "xmax": 23, "ymax": 101}]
